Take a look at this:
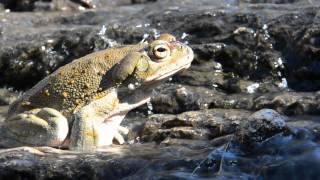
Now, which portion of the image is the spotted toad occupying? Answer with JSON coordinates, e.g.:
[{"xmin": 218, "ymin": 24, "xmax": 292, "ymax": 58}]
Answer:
[{"xmin": 0, "ymin": 34, "xmax": 194, "ymax": 151}]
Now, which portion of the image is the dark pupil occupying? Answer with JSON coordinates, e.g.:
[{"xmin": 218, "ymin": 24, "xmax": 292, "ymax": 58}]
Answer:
[{"xmin": 157, "ymin": 47, "xmax": 166, "ymax": 52}]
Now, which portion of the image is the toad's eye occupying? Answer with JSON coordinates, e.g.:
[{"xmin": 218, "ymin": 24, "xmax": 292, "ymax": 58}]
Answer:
[{"xmin": 152, "ymin": 44, "xmax": 170, "ymax": 60}]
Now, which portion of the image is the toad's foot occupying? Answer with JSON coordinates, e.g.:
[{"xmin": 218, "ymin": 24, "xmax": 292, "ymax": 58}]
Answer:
[
  {"xmin": 114, "ymin": 125, "xmax": 129, "ymax": 145},
  {"xmin": 118, "ymin": 125, "xmax": 129, "ymax": 135},
  {"xmin": 96, "ymin": 124, "xmax": 129, "ymax": 146},
  {"xmin": 1, "ymin": 108, "xmax": 68, "ymax": 148}
]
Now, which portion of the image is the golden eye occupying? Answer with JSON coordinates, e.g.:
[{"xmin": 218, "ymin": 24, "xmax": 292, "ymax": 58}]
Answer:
[{"xmin": 152, "ymin": 44, "xmax": 170, "ymax": 59}]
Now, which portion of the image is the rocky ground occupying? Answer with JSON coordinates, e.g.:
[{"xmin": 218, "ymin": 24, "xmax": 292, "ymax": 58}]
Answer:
[{"xmin": 0, "ymin": 0, "xmax": 320, "ymax": 179}]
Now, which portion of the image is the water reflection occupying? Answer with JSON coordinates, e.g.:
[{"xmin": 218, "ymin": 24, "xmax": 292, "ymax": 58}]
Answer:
[{"xmin": 188, "ymin": 128, "xmax": 320, "ymax": 179}]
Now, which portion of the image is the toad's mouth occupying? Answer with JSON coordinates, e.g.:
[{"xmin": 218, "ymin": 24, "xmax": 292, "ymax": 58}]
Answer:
[{"xmin": 150, "ymin": 62, "xmax": 191, "ymax": 82}]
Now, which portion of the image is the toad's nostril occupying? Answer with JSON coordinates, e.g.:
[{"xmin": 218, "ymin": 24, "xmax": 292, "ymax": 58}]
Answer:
[{"xmin": 168, "ymin": 43, "xmax": 177, "ymax": 49}]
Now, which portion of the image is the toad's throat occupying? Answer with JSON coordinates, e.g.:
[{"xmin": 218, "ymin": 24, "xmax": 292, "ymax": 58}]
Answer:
[{"xmin": 150, "ymin": 62, "xmax": 191, "ymax": 82}]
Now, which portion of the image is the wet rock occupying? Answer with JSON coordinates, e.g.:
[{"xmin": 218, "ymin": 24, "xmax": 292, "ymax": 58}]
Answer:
[
  {"xmin": 72, "ymin": 0, "xmax": 100, "ymax": 8},
  {"xmin": 0, "ymin": 88, "xmax": 18, "ymax": 106},
  {"xmin": 1, "ymin": 0, "xmax": 68, "ymax": 11},
  {"xmin": 267, "ymin": 9, "xmax": 320, "ymax": 91},
  {"xmin": 0, "ymin": 26, "xmax": 99, "ymax": 89},
  {"xmin": 150, "ymin": 84, "xmax": 256, "ymax": 114},
  {"xmin": 34, "ymin": 0, "xmax": 84, "ymax": 11},
  {"xmin": 141, "ymin": 109, "xmax": 251, "ymax": 143},
  {"xmin": 0, "ymin": 9, "xmax": 145, "ymax": 90},
  {"xmin": 0, "ymin": 0, "xmax": 35, "ymax": 11},
  {"xmin": 193, "ymin": 127, "xmax": 320, "ymax": 179},
  {"xmin": 1, "ymin": 0, "xmax": 320, "ymax": 92},
  {"xmin": 0, "ymin": 145, "xmax": 210, "ymax": 180},
  {"xmin": 128, "ymin": 108, "xmax": 320, "ymax": 179},
  {"xmin": 150, "ymin": 84, "xmax": 319, "ymax": 115},
  {"xmin": 244, "ymin": 0, "xmax": 309, "ymax": 3},
  {"xmin": 0, "ymin": 0, "xmax": 144, "ymax": 12},
  {"xmin": 149, "ymin": 7, "xmax": 286, "ymax": 88},
  {"xmin": 254, "ymin": 91, "xmax": 320, "ymax": 115},
  {"xmin": 131, "ymin": 0, "xmax": 157, "ymax": 4},
  {"xmin": 0, "ymin": 107, "xmax": 319, "ymax": 179},
  {"xmin": 235, "ymin": 109, "xmax": 289, "ymax": 149},
  {"xmin": 0, "ymin": 0, "xmax": 104, "ymax": 11}
]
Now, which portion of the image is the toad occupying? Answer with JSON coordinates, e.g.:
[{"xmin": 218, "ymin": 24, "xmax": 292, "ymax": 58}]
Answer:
[{"xmin": 0, "ymin": 34, "xmax": 194, "ymax": 151}]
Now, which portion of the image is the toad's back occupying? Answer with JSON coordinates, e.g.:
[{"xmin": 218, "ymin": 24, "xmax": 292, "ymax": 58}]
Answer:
[{"xmin": 7, "ymin": 44, "xmax": 146, "ymax": 118}]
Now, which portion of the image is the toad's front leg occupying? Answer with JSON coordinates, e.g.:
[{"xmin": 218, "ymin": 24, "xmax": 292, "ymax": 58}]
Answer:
[
  {"xmin": 95, "ymin": 114, "xmax": 129, "ymax": 146},
  {"xmin": 69, "ymin": 52, "xmax": 151, "ymax": 151},
  {"xmin": 69, "ymin": 90, "xmax": 127, "ymax": 151}
]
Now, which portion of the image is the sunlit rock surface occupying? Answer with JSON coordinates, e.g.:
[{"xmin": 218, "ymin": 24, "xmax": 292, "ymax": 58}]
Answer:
[{"xmin": 1, "ymin": 0, "xmax": 320, "ymax": 179}]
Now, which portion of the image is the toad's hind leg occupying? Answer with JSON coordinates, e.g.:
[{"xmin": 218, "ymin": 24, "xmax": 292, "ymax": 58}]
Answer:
[{"xmin": 0, "ymin": 108, "xmax": 69, "ymax": 148}]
